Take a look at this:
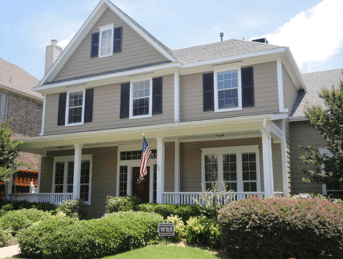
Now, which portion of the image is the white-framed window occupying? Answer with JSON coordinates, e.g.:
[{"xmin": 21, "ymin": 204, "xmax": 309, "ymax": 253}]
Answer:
[
  {"xmin": 214, "ymin": 66, "xmax": 242, "ymax": 112},
  {"xmin": 65, "ymin": 89, "xmax": 85, "ymax": 126},
  {"xmin": 99, "ymin": 24, "xmax": 114, "ymax": 58},
  {"xmin": 319, "ymin": 148, "xmax": 342, "ymax": 195},
  {"xmin": 201, "ymin": 145, "xmax": 260, "ymax": 192},
  {"xmin": 52, "ymin": 155, "xmax": 93, "ymax": 204},
  {"xmin": 129, "ymin": 78, "xmax": 152, "ymax": 119},
  {"xmin": 1, "ymin": 92, "xmax": 8, "ymax": 122}
]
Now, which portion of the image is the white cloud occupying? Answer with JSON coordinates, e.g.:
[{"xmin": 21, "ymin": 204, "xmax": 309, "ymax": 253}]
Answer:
[
  {"xmin": 58, "ymin": 34, "xmax": 75, "ymax": 49},
  {"xmin": 259, "ymin": 0, "xmax": 343, "ymax": 72}
]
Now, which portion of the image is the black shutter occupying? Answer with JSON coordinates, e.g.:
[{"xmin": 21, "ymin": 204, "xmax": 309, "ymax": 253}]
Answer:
[
  {"xmin": 57, "ymin": 93, "xmax": 67, "ymax": 126},
  {"xmin": 152, "ymin": 77, "xmax": 163, "ymax": 114},
  {"xmin": 113, "ymin": 27, "xmax": 123, "ymax": 53},
  {"xmin": 91, "ymin": 32, "xmax": 99, "ymax": 58},
  {"xmin": 203, "ymin": 73, "xmax": 214, "ymax": 111},
  {"xmin": 84, "ymin": 89, "xmax": 94, "ymax": 123},
  {"xmin": 241, "ymin": 67, "xmax": 254, "ymax": 107},
  {"xmin": 120, "ymin": 83, "xmax": 130, "ymax": 118}
]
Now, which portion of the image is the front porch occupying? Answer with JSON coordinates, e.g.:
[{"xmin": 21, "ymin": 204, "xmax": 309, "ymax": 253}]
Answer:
[{"xmin": 6, "ymin": 114, "xmax": 288, "ymax": 217}]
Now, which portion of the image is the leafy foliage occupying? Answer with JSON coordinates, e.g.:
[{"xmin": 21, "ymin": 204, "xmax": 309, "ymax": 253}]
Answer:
[
  {"xmin": 136, "ymin": 203, "xmax": 201, "ymax": 223},
  {"xmin": 56, "ymin": 199, "xmax": 88, "ymax": 219},
  {"xmin": 0, "ymin": 208, "xmax": 51, "ymax": 236},
  {"xmin": 184, "ymin": 216, "xmax": 221, "ymax": 248},
  {"xmin": 0, "ymin": 227, "xmax": 12, "ymax": 247},
  {"xmin": 105, "ymin": 195, "xmax": 142, "ymax": 213},
  {"xmin": 301, "ymin": 78, "xmax": 343, "ymax": 189},
  {"xmin": 165, "ymin": 215, "xmax": 185, "ymax": 242},
  {"xmin": 218, "ymin": 196, "xmax": 343, "ymax": 259},
  {"xmin": 18, "ymin": 211, "xmax": 163, "ymax": 259},
  {"xmin": 1, "ymin": 200, "xmax": 57, "ymax": 213},
  {"xmin": 0, "ymin": 120, "xmax": 29, "ymax": 182}
]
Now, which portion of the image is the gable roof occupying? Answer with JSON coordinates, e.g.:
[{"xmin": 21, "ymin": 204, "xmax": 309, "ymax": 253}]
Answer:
[
  {"xmin": 173, "ymin": 39, "xmax": 283, "ymax": 64},
  {"xmin": 291, "ymin": 68, "xmax": 343, "ymax": 117},
  {"xmin": 0, "ymin": 58, "xmax": 42, "ymax": 101}
]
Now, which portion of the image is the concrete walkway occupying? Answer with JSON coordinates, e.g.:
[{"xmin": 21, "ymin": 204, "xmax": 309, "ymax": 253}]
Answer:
[{"xmin": 0, "ymin": 245, "xmax": 20, "ymax": 259}]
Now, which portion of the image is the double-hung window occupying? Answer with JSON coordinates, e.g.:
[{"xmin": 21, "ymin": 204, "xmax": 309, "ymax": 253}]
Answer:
[
  {"xmin": 130, "ymin": 78, "xmax": 152, "ymax": 119},
  {"xmin": 214, "ymin": 67, "xmax": 242, "ymax": 112},
  {"xmin": 53, "ymin": 155, "xmax": 92, "ymax": 204},
  {"xmin": 202, "ymin": 146, "xmax": 260, "ymax": 192},
  {"xmin": 66, "ymin": 89, "xmax": 85, "ymax": 126},
  {"xmin": 99, "ymin": 24, "xmax": 114, "ymax": 58}
]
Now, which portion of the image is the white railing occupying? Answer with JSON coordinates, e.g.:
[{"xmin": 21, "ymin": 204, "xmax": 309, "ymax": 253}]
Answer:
[
  {"xmin": 8, "ymin": 193, "xmax": 73, "ymax": 206},
  {"xmin": 162, "ymin": 192, "xmax": 265, "ymax": 205}
]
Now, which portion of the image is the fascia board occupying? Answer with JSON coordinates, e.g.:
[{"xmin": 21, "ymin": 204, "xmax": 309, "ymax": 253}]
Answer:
[
  {"xmin": 0, "ymin": 85, "xmax": 43, "ymax": 102},
  {"xmin": 285, "ymin": 47, "xmax": 306, "ymax": 91},
  {"xmin": 289, "ymin": 116, "xmax": 308, "ymax": 122}
]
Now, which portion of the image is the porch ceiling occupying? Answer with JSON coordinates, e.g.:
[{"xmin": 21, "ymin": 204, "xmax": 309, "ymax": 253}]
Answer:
[{"xmin": 20, "ymin": 114, "xmax": 284, "ymax": 154}]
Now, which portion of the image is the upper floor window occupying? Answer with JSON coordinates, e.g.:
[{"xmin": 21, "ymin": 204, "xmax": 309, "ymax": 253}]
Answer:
[
  {"xmin": 214, "ymin": 68, "xmax": 242, "ymax": 112},
  {"xmin": 66, "ymin": 90, "xmax": 85, "ymax": 126},
  {"xmin": 99, "ymin": 24, "xmax": 114, "ymax": 58},
  {"xmin": 129, "ymin": 79, "xmax": 152, "ymax": 119}
]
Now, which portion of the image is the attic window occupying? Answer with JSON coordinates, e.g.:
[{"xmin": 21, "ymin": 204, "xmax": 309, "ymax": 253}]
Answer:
[{"xmin": 99, "ymin": 24, "xmax": 114, "ymax": 58}]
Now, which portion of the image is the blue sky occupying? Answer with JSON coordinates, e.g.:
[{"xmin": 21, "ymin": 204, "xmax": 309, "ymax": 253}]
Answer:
[{"xmin": 1, "ymin": 0, "xmax": 342, "ymax": 80}]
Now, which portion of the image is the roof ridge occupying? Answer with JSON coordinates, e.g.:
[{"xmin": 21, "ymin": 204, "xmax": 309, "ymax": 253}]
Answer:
[{"xmin": 302, "ymin": 68, "xmax": 343, "ymax": 75}]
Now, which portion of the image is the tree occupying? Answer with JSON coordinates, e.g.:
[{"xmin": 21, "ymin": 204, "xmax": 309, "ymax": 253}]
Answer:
[
  {"xmin": 300, "ymin": 76, "xmax": 343, "ymax": 190},
  {"xmin": 0, "ymin": 120, "xmax": 28, "ymax": 182}
]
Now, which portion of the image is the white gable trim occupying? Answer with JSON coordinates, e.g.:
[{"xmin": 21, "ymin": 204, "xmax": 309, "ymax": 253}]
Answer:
[{"xmin": 38, "ymin": 0, "xmax": 175, "ymax": 87}]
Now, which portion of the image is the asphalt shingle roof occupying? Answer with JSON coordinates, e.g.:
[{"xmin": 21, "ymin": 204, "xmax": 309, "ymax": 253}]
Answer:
[
  {"xmin": 0, "ymin": 58, "xmax": 42, "ymax": 100},
  {"xmin": 291, "ymin": 68, "xmax": 343, "ymax": 117}
]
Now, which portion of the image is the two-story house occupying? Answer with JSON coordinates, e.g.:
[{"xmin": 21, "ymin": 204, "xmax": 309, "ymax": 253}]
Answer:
[{"xmin": 6, "ymin": 0, "xmax": 342, "ymax": 218}]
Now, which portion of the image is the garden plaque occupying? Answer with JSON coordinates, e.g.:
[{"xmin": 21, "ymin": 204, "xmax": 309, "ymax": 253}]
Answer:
[{"xmin": 158, "ymin": 223, "xmax": 175, "ymax": 236}]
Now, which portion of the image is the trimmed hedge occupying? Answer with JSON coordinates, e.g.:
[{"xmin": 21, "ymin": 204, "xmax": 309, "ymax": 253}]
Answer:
[
  {"xmin": 105, "ymin": 196, "xmax": 141, "ymax": 213},
  {"xmin": 218, "ymin": 196, "xmax": 343, "ymax": 259},
  {"xmin": 18, "ymin": 211, "xmax": 163, "ymax": 259},
  {"xmin": 0, "ymin": 209, "xmax": 51, "ymax": 236},
  {"xmin": 56, "ymin": 199, "xmax": 88, "ymax": 219},
  {"xmin": 0, "ymin": 200, "xmax": 57, "ymax": 212},
  {"xmin": 137, "ymin": 203, "xmax": 202, "ymax": 223}
]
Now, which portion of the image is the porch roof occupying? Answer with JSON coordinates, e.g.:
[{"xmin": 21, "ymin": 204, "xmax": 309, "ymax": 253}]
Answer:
[{"xmin": 20, "ymin": 113, "xmax": 286, "ymax": 155}]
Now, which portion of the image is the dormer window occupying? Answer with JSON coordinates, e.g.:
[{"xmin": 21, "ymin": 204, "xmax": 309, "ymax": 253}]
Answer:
[{"xmin": 99, "ymin": 24, "xmax": 114, "ymax": 58}]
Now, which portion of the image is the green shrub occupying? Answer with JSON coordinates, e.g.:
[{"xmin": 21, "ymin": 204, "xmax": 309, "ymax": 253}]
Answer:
[
  {"xmin": 18, "ymin": 211, "xmax": 163, "ymax": 259},
  {"xmin": 105, "ymin": 196, "xmax": 141, "ymax": 213},
  {"xmin": 0, "ymin": 200, "xmax": 57, "ymax": 213},
  {"xmin": 56, "ymin": 199, "xmax": 87, "ymax": 219},
  {"xmin": 0, "ymin": 227, "xmax": 12, "ymax": 247},
  {"xmin": 184, "ymin": 216, "xmax": 221, "ymax": 248},
  {"xmin": 218, "ymin": 196, "xmax": 343, "ymax": 259},
  {"xmin": 165, "ymin": 215, "xmax": 185, "ymax": 242},
  {"xmin": 137, "ymin": 203, "xmax": 201, "ymax": 223},
  {"xmin": 0, "ymin": 208, "xmax": 51, "ymax": 236}
]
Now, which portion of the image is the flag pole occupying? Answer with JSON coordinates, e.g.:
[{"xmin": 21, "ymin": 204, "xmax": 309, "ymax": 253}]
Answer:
[{"xmin": 142, "ymin": 133, "xmax": 160, "ymax": 170}]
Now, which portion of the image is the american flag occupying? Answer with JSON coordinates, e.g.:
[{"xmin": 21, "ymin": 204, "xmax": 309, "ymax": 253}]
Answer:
[{"xmin": 140, "ymin": 136, "xmax": 152, "ymax": 178}]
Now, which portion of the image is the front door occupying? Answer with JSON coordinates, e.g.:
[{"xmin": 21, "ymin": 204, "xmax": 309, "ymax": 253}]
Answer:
[{"xmin": 132, "ymin": 167, "xmax": 150, "ymax": 203}]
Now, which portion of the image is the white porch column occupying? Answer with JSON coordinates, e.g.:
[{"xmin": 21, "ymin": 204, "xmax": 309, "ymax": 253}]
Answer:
[
  {"xmin": 4, "ymin": 174, "xmax": 13, "ymax": 200},
  {"xmin": 261, "ymin": 129, "xmax": 274, "ymax": 197},
  {"xmin": 73, "ymin": 144, "xmax": 83, "ymax": 200},
  {"xmin": 281, "ymin": 120, "xmax": 289, "ymax": 197},
  {"xmin": 156, "ymin": 137, "xmax": 165, "ymax": 204},
  {"xmin": 174, "ymin": 71, "xmax": 180, "ymax": 123},
  {"xmin": 174, "ymin": 139, "xmax": 180, "ymax": 192}
]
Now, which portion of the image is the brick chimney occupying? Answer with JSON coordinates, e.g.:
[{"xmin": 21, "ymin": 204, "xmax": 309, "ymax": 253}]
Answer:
[{"xmin": 45, "ymin": 39, "xmax": 62, "ymax": 74}]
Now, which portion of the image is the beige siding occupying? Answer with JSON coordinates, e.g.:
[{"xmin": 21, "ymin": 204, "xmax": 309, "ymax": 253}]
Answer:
[
  {"xmin": 283, "ymin": 64, "xmax": 298, "ymax": 113},
  {"xmin": 180, "ymin": 138, "xmax": 267, "ymax": 192},
  {"xmin": 164, "ymin": 142, "xmax": 175, "ymax": 192},
  {"xmin": 40, "ymin": 147, "xmax": 117, "ymax": 219},
  {"xmin": 44, "ymin": 74, "xmax": 174, "ymax": 135},
  {"xmin": 180, "ymin": 61, "xmax": 279, "ymax": 122},
  {"xmin": 272, "ymin": 143, "xmax": 283, "ymax": 192},
  {"xmin": 53, "ymin": 8, "xmax": 168, "ymax": 82},
  {"xmin": 290, "ymin": 121, "xmax": 326, "ymax": 194}
]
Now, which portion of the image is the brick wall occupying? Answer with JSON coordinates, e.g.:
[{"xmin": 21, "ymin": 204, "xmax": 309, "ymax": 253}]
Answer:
[{"xmin": 0, "ymin": 90, "xmax": 43, "ymax": 171}]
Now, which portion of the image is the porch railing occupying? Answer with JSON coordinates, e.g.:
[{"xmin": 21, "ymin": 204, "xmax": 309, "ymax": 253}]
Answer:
[
  {"xmin": 162, "ymin": 192, "xmax": 265, "ymax": 205},
  {"xmin": 8, "ymin": 193, "xmax": 73, "ymax": 206}
]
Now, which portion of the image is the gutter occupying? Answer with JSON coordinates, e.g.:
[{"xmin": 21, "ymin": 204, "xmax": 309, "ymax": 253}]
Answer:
[{"xmin": 289, "ymin": 116, "xmax": 308, "ymax": 122}]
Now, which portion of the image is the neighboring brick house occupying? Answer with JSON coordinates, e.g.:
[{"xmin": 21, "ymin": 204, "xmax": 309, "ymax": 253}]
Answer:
[{"xmin": 0, "ymin": 58, "xmax": 43, "ymax": 197}]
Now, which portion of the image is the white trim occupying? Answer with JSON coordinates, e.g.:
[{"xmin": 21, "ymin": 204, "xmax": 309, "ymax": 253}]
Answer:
[
  {"xmin": 65, "ymin": 88, "xmax": 86, "ymax": 126},
  {"xmin": 98, "ymin": 23, "xmax": 114, "ymax": 58},
  {"xmin": 213, "ymin": 66, "xmax": 242, "ymax": 113},
  {"xmin": 129, "ymin": 77, "xmax": 153, "ymax": 119},
  {"xmin": 156, "ymin": 137, "xmax": 165, "ymax": 203},
  {"xmin": 285, "ymin": 47, "xmax": 306, "ymax": 91},
  {"xmin": 174, "ymin": 72, "xmax": 180, "ymax": 123},
  {"xmin": 174, "ymin": 139, "xmax": 180, "ymax": 192},
  {"xmin": 38, "ymin": 156, "xmax": 42, "ymax": 193},
  {"xmin": 52, "ymin": 153, "xmax": 92, "ymax": 204},
  {"xmin": 289, "ymin": 116, "xmax": 308, "ymax": 122},
  {"xmin": 280, "ymin": 119, "xmax": 289, "ymax": 196},
  {"xmin": 40, "ymin": 94, "xmax": 46, "ymax": 136},
  {"xmin": 201, "ymin": 145, "xmax": 261, "ymax": 192},
  {"xmin": 271, "ymin": 113, "xmax": 288, "ymax": 120},
  {"xmin": 277, "ymin": 60, "xmax": 286, "ymax": 113},
  {"xmin": 0, "ymin": 91, "xmax": 8, "ymax": 122},
  {"xmin": 261, "ymin": 119, "xmax": 274, "ymax": 197}
]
